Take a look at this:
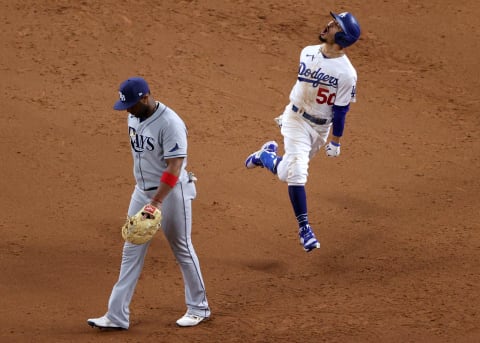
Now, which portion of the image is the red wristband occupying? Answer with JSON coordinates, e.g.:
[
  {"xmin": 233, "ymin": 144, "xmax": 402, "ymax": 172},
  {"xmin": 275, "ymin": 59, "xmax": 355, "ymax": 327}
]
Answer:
[{"xmin": 161, "ymin": 171, "xmax": 179, "ymax": 188}]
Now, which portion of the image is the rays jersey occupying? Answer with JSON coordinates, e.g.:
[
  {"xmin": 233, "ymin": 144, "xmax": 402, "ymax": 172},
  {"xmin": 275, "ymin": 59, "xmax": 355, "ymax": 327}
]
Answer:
[
  {"xmin": 128, "ymin": 101, "xmax": 189, "ymax": 191},
  {"xmin": 289, "ymin": 44, "xmax": 357, "ymax": 120}
]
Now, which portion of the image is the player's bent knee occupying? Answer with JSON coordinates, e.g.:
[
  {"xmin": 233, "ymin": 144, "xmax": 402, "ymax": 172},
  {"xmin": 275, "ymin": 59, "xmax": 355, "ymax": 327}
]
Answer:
[
  {"xmin": 280, "ymin": 156, "xmax": 308, "ymax": 184},
  {"xmin": 277, "ymin": 160, "xmax": 288, "ymax": 182}
]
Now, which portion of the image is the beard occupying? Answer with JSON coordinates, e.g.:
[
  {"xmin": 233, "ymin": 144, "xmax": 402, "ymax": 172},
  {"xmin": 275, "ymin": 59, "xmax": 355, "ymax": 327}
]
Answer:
[
  {"xmin": 319, "ymin": 24, "xmax": 329, "ymax": 43},
  {"xmin": 132, "ymin": 102, "xmax": 151, "ymax": 119}
]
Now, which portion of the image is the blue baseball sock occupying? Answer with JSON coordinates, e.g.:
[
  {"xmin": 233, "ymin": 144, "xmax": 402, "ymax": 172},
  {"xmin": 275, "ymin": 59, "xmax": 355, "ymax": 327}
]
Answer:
[
  {"xmin": 288, "ymin": 185, "xmax": 309, "ymax": 228},
  {"xmin": 259, "ymin": 151, "xmax": 282, "ymax": 174}
]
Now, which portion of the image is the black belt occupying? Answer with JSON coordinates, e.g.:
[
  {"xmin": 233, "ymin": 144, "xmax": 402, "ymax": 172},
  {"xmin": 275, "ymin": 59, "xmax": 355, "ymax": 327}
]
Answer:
[
  {"xmin": 292, "ymin": 105, "xmax": 328, "ymax": 125},
  {"xmin": 144, "ymin": 186, "xmax": 158, "ymax": 191}
]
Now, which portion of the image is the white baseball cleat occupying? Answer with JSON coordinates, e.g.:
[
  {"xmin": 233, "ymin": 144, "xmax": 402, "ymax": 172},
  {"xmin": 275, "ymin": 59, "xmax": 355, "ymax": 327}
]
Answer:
[
  {"xmin": 176, "ymin": 313, "xmax": 209, "ymax": 327},
  {"xmin": 87, "ymin": 315, "xmax": 126, "ymax": 330}
]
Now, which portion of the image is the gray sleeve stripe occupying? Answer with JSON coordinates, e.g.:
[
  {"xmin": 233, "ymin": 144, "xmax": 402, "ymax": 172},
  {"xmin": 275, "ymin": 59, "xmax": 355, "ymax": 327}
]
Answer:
[{"xmin": 165, "ymin": 154, "xmax": 187, "ymax": 158}]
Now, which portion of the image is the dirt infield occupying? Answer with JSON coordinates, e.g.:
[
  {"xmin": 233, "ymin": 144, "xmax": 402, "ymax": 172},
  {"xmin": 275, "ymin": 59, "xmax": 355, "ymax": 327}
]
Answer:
[{"xmin": 1, "ymin": 1, "xmax": 479, "ymax": 342}]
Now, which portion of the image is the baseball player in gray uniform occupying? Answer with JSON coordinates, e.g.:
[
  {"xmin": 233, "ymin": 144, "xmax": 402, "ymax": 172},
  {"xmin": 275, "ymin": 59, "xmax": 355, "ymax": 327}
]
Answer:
[
  {"xmin": 87, "ymin": 77, "xmax": 210, "ymax": 329},
  {"xmin": 245, "ymin": 11, "xmax": 361, "ymax": 252}
]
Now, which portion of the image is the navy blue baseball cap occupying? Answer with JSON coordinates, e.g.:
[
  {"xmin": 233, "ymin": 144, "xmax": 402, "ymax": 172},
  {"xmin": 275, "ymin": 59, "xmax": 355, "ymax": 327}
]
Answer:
[
  {"xmin": 113, "ymin": 77, "xmax": 150, "ymax": 110},
  {"xmin": 330, "ymin": 11, "xmax": 361, "ymax": 48}
]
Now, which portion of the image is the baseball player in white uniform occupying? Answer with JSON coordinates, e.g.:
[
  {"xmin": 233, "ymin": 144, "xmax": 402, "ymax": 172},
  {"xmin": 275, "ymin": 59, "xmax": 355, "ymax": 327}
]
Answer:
[
  {"xmin": 245, "ymin": 12, "xmax": 361, "ymax": 252},
  {"xmin": 88, "ymin": 77, "xmax": 210, "ymax": 329}
]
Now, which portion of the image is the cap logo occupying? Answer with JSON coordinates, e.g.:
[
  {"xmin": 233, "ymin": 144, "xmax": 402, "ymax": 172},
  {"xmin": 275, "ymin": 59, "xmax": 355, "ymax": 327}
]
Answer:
[
  {"xmin": 119, "ymin": 91, "xmax": 126, "ymax": 102},
  {"xmin": 138, "ymin": 92, "xmax": 143, "ymax": 96}
]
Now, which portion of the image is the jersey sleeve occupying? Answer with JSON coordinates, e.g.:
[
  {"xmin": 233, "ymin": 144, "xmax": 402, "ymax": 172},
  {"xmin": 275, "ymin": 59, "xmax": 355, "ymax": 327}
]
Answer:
[
  {"xmin": 161, "ymin": 116, "xmax": 188, "ymax": 159},
  {"xmin": 334, "ymin": 73, "xmax": 357, "ymax": 106}
]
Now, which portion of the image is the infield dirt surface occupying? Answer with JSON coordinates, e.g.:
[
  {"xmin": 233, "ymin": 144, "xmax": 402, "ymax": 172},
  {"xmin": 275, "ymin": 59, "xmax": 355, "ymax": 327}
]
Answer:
[{"xmin": 1, "ymin": 0, "xmax": 479, "ymax": 342}]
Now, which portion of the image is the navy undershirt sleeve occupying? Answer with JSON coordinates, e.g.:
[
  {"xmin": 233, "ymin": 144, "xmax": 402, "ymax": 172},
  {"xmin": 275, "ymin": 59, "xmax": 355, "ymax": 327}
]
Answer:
[{"xmin": 332, "ymin": 104, "xmax": 350, "ymax": 137}]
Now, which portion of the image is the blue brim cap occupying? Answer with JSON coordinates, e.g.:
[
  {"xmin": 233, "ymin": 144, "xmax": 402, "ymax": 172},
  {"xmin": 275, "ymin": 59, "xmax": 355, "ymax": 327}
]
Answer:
[
  {"xmin": 113, "ymin": 98, "xmax": 140, "ymax": 111},
  {"xmin": 330, "ymin": 12, "xmax": 346, "ymax": 32},
  {"xmin": 113, "ymin": 77, "xmax": 150, "ymax": 111}
]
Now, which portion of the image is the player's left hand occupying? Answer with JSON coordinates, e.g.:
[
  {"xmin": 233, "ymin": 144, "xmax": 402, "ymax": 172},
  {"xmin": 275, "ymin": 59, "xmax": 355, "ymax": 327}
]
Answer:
[
  {"xmin": 325, "ymin": 141, "xmax": 341, "ymax": 157},
  {"xmin": 122, "ymin": 204, "xmax": 162, "ymax": 244}
]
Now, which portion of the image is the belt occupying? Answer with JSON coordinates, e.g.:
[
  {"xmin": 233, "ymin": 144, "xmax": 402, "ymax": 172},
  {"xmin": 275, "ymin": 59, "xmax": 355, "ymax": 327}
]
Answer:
[
  {"xmin": 292, "ymin": 105, "xmax": 329, "ymax": 125},
  {"xmin": 144, "ymin": 186, "xmax": 158, "ymax": 191}
]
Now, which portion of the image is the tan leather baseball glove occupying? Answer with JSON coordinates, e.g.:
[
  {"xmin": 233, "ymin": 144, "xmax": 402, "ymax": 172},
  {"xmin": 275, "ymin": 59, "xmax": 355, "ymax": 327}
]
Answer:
[{"xmin": 122, "ymin": 204, "xmax": 162, "ymax": 244}]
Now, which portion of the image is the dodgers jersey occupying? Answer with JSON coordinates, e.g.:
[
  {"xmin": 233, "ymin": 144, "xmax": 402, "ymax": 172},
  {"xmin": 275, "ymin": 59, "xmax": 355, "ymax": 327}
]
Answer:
[
  {"xmin": 128, "ymin": 101, "xmax": 189, "ymax": 191},
  {"xmin": 289, "ymin": 44, "xmax": 357, "ymax": 120}
]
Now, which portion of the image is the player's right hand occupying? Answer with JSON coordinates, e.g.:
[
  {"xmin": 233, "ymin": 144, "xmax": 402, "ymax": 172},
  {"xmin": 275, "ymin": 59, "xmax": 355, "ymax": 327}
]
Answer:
[
  {"xmin": 274, "ymin": 115, "xmax": 283, "ymax": 128},
  {"xmin": 325, "ymin": 141, "xmax": 341, "ymax": 157}
]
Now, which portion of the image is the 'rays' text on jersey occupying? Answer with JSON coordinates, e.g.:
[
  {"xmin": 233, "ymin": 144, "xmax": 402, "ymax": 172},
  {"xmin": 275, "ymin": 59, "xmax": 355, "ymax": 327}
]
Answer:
[
  {"xmin": 297, "ymin": 62, "xmax": 338, "ymax": 88},
  {"xmin": 129, "ymin": 127, "xmax": 155, "ymax": 152}
]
